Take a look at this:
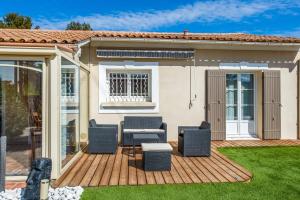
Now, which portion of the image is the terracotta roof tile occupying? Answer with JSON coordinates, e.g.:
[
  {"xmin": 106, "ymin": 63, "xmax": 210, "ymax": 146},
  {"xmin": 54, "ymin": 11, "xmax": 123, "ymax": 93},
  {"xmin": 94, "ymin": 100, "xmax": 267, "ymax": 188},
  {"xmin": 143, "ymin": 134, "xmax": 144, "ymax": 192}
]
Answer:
[{"xmin": 0, "ymin": 29, "xmax": 299, "ymax": 50}]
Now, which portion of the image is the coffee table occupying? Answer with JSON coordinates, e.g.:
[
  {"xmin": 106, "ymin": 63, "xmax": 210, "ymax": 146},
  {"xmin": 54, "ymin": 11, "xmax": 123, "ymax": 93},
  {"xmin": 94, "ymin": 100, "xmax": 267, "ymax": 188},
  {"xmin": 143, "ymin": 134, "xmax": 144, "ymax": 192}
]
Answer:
[{"xmin": 132, "ymin": 134, "xmax": 159, "ymax": 156}]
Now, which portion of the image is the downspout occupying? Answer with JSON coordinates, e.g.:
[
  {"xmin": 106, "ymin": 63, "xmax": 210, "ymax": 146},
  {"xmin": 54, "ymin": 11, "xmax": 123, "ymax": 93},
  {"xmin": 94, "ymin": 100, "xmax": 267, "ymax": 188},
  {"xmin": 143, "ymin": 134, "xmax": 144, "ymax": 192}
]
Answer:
[{"xmin": 189, "ymin": 50, "xmax": 197, "ymax": 109}]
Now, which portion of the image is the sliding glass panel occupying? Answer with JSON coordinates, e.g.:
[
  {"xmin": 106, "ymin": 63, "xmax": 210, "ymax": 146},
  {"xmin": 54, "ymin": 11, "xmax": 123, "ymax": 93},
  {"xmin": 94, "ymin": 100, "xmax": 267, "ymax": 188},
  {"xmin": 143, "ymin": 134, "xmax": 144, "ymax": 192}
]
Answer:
[
  {"xmin": 0, "ymin": 60, "xmax": 43, "ymax": 175},
  {"xmin": 60, "ymin": 58, "xmax": 80, "ymax": 167}
]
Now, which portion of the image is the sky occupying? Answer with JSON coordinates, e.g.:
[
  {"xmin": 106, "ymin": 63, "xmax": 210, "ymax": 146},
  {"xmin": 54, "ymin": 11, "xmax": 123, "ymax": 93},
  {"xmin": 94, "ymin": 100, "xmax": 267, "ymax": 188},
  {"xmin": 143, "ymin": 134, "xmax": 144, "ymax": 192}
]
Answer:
[{"xmin": 1, "ymin": 0, "xmax": 300, "ymax": 37}]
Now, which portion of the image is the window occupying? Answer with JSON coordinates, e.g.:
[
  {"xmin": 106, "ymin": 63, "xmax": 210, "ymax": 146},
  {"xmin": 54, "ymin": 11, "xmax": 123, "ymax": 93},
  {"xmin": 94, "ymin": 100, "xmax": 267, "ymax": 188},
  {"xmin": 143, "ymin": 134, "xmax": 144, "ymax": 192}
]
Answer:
[
  {"xmin": 99, "ymin": 61, "xmax": 159, "ymax": 113},
  {"xmin": 107, "ymin": 71, "xmax": 151, "ymax": 102},
  {"xmin": 61, "ymin": 70, "xmax": 75, "ymax": 97}
]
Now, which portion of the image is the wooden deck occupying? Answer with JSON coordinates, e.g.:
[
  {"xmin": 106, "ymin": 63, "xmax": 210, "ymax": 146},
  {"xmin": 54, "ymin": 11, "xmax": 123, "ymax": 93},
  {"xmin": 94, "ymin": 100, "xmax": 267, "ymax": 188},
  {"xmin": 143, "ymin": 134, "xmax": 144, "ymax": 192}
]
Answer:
[{"xmin": 53, "ymin": 140, "xmax": 300, "ymax": 187}]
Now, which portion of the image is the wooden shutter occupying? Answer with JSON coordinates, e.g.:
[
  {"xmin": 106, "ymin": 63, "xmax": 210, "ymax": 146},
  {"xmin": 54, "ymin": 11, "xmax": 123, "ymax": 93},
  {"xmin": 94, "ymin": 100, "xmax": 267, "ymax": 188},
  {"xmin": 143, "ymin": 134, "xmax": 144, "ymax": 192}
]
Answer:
[
  {"xmin": 263, "ymin": 70, "xmax": 281, "ymax": 139},
  {"xmin": 206, "ymin": 70, "xmax": 226, "ymax": 140}
]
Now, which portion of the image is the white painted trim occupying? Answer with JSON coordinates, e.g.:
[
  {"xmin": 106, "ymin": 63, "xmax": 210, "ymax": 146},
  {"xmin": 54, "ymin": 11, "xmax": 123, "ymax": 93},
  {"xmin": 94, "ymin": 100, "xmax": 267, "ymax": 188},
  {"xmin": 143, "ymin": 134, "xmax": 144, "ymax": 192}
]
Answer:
[
  {"xmin": 220, "ymin": 62, "xmax": 268, "ymax": 70},
  {"xmin": 99, "ymin": 61, "xmax": 159, "ymax": 113},
  {"xmin": 0, "ymin": 46, "xmax": 57, "ymax": 55}
]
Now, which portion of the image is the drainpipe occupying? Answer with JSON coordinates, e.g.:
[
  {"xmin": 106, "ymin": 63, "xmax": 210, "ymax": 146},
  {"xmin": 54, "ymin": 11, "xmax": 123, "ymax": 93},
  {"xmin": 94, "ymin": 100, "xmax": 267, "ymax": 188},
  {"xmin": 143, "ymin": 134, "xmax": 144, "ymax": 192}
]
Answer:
[{"xmin": 189, "ymin": 50, "xmax": 197, "ymax": 109}]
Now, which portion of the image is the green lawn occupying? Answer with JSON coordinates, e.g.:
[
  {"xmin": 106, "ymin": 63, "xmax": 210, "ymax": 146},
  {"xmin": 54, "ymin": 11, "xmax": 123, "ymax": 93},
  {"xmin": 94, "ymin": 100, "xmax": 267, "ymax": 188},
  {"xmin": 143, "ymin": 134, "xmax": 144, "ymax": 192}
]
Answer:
[{"xmin": 81, "ymin": 146, "xmax": 300, "ymax": 200}]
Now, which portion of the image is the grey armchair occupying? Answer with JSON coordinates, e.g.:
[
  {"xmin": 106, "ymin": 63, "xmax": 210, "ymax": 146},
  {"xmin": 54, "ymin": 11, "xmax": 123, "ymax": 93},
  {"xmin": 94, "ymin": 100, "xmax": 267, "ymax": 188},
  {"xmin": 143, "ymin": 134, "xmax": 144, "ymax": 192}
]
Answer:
[
  {"xmin": 88, "ymin": 119, "xmax": 118, "ymax": 154},
  {"xmin": 178, "ymin": 121, "xmax": 211, "ymax": 157}
]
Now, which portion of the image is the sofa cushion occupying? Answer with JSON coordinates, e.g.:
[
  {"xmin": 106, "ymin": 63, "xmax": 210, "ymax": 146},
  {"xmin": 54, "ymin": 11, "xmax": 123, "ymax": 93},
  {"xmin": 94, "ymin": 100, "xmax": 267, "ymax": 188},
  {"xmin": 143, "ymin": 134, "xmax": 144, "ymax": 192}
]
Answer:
[
  {"xmin": 141, "ymin": 143, "xmax": 173, "ymax": 152},
  {"xmin": 123, "ymin": 129, "xmax": 165, "ymax": 133},
  {"xmin": 124, "ymin": 116, "xmax": 162, "ymax": 129}
]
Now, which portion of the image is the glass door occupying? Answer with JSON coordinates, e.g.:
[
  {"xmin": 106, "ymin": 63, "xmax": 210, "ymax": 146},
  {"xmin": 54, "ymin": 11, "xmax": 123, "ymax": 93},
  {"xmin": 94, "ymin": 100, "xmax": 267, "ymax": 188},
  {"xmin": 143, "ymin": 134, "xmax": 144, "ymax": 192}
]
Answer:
[
  {"xmin": 0, "ymin": 60, "xmax": 43, "ymax": 175},
  {"xmin": 226, "ymin": 73, "xmax": 256, "ymax": 138}
]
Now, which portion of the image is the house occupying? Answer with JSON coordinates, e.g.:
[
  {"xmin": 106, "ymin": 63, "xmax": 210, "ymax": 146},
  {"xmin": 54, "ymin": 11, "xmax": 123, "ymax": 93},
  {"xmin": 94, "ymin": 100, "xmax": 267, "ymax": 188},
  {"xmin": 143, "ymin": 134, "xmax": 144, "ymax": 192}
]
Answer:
[{"xmin": 0, "ymin": 29, "xmax": 300, "ymax": 180}]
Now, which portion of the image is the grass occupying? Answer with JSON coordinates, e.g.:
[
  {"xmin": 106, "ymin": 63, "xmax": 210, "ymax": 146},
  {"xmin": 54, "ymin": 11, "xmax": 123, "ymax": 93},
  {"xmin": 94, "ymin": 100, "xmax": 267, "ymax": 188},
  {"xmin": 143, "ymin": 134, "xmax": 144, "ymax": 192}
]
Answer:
[{"xmin": 81, "ymin": 146, "xmax": 300, "ymax": 200}]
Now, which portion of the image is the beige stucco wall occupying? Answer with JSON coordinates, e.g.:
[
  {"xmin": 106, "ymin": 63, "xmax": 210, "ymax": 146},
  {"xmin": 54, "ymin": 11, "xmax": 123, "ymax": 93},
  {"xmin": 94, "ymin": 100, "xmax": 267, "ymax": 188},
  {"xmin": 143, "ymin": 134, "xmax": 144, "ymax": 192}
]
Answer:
[{"xmin": 80, "ymin": 47, "xmax": 299, "ymax": 140}]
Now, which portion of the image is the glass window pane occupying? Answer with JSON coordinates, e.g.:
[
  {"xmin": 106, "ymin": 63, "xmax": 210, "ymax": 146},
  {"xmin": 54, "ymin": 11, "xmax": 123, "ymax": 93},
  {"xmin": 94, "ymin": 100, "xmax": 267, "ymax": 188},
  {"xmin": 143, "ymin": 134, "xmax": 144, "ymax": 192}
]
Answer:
[
  {"xmin": 226, "ymin": 106, "xmax": 237, "ymax": 120},
  {"xmin": 241, "ymin": 74, "xmax": 254, "ymax": 89},
  {"xmin": 242, "ymin": 105, "xmax": 254, "ymax": 120},
  {"xmin": 1, "ymin": 60, "xmax": 43, "ymax": 175},
  {"xmin": 60, "ymin": 58, "xmax": 80, "ymax": 167},
  {"xmin": 226, "ymin": 74, "xmax": 237, "ymax": 90},
  {"xmin": 226, "ymin": 90, "xmax": 237, "ymax": 105},
  {"xmin": 241, "ymin": 90, "xmax": 254, "ymax": 105}
]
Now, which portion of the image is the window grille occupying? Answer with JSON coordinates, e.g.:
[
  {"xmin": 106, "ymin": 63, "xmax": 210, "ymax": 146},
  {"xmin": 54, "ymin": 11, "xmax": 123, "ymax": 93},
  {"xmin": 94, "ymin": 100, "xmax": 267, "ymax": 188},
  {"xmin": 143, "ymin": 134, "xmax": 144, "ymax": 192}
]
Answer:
[
  {"xmin": 107, "ymin": 71, "xmax": 150, "ymax": 102},
  {"xmin": 61, "ymin": 71, "xmax": 75, "ymax": 97}
]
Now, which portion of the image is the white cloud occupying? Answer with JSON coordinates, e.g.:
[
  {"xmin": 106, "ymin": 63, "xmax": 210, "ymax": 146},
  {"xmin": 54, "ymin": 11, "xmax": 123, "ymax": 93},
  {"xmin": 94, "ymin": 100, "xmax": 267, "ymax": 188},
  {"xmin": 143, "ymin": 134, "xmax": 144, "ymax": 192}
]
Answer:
[
  {"xmin": 280, "ymin": 28, "xmax": 300, "ymax": 38},
  {"xmin": 34, "ymin": 0, "xmax": 300, "ymax": 31}
]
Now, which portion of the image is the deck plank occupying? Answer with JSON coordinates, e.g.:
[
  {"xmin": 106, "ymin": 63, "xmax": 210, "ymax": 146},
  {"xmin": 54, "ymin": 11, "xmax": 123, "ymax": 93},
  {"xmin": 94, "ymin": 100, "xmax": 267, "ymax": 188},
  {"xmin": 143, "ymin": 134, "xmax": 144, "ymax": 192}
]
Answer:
[
  {"xmin": 169, "ymin": 163, "xmax": 184, "ymax": 184},
  {"xmin": 153, "ymin": 172, "xmax": 165, "ymax": 184},
  {"xmin": 80, "ymin": 155, "xmax": 102, "ymax": 186},
  {"xmin": 109, "ymin": 148, "xmax": 123, "ymax": 186},
  {"xmin": 99, "ymin": 154, "xmax": 116, "ymax": 186},
  {"xmin": 69, "ymin": 154, "xmax": 96, "ymax": 186},
  {"xmin": 171, "ymin": 155, "xmax": 193, "ymax": 183},
  {"xmin": 128, "ymin": 151, "xmax": 137, "ymax": 185},
  {"xmin": 118, "ymin": 148, "xmax": 129, "ymax": 185},
  {"xmin": 59, "ymin": 154, "xmax": 89, "ymax": 187},
  {"xmin": 89, "ymin": 155, "xmax": 109, "ymax": 187},
  {"xmin": 190, "ymin": 157, "xmax": 219, "ymax": 182},
  {"xmin": 136, "ymin": 152, "xmax": 147, "ymax": 185}
]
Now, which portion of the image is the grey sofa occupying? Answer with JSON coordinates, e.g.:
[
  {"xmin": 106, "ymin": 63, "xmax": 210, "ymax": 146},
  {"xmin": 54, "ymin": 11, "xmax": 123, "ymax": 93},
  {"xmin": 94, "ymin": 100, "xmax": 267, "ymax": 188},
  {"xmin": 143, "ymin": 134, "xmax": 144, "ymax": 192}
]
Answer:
[
  {"xmin": 121, "ymin": 116, "xmax": 167, "ymax": 146},
  {"xmin": 178, "ymin": 121, "xmax": 211, "ymax": 157},
  {"xmin": 88, "ymin": 119, "xmax": 118, "ymax": 154}
]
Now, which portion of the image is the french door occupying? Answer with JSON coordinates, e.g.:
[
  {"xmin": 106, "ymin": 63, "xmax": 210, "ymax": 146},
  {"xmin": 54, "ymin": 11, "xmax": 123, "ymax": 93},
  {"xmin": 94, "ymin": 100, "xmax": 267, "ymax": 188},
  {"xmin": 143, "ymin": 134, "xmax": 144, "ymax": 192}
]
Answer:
[{"xmin": 226, "ymin": 73, "xmax": 256, "ymax": 138}]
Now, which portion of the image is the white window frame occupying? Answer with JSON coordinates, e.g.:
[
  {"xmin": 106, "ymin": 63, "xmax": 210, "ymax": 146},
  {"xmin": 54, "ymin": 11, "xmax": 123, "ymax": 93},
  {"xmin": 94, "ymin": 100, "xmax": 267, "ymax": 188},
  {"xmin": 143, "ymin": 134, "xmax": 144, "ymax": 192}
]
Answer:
[
  {"xmin": 226, "ymin": 73, "xmax": 257, "ymax": 139},
  {"xmin": 99, "ymin": 61, "xmax": 159, "ymax": 113}
]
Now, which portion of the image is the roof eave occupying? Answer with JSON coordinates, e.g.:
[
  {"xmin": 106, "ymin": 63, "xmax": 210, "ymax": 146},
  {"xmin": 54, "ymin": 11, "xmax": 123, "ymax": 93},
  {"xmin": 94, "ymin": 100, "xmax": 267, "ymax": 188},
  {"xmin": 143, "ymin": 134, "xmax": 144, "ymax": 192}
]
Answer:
[{"xmin": 90, "ymin": 36, "xmax": 300, "ymax": 48}]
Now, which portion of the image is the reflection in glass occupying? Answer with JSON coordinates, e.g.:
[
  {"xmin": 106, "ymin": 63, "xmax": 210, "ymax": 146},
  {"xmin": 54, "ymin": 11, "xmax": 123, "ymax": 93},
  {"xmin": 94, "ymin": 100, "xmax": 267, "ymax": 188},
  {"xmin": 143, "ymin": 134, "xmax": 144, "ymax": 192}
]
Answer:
[
  {"xmin": 226, "ymin": 90, "xmax": 237, "ymax": 105},
  {"xmin": 226, "ymin": 106, "xmax": 237, "ymax": 120},
  {"xmin": 0, "ymin": 60, "xmax": 43, "ymax": 175},
  {"xmin": 60, "ymin": 58, "xmax": 80, "ymax": 167},
  {"xmin": 241, "ymin": 74, "xmax": 254, "ymax": 89},
  {"xmin": 226, "ymin": 74, "xmax": 238, "ymax": 89},
  {"xmin": 241, "ymin": 90, "xmax": 254, "ymax": 105},
  {"xmin": 242, "ymin": 105, "xmax": 254, "ymax": 120}
]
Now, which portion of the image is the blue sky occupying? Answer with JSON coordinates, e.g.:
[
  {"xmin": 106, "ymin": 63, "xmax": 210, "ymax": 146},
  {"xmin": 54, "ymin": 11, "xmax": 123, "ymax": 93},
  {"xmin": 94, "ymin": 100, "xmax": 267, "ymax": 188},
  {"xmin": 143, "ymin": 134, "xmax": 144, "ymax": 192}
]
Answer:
[{"xmin": 1, "ymin": 0, "xmax": 300, "ymax": 37}]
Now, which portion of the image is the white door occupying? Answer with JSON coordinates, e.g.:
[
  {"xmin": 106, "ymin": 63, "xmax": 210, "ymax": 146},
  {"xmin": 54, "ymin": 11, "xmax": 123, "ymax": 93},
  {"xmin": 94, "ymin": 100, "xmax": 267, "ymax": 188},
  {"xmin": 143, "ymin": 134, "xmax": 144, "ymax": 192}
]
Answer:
[{"xmin": 226, "ymin": 73, "xmax": 256, "ymax": 139}]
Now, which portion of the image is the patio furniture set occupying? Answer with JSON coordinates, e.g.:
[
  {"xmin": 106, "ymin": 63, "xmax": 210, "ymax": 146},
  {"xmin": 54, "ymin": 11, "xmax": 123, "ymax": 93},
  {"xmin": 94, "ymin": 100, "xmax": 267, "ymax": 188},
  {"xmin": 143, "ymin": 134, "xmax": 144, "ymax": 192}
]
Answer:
[{"xmin": 88, "ymin": 116, "xmax": 211, "ymax": 171}]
